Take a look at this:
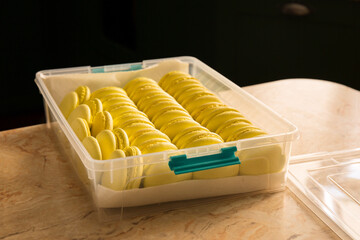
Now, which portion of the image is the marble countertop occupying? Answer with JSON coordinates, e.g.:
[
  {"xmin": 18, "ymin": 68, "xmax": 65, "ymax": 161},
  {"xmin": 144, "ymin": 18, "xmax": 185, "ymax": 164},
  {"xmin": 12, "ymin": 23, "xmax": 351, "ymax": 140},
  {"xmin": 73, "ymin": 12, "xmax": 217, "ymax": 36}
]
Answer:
[{"xmin": 1, "ymin": 79, "xmax": 359, "ymax": 239}]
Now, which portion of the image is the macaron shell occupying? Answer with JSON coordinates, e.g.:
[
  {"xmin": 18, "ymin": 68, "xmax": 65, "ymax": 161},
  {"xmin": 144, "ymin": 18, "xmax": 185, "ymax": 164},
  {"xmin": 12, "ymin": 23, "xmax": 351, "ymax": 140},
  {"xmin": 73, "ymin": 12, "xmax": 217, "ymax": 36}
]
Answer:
[
  {"xmin": 159, "ymin": 71, "xmax": 191, "ymax": 89},
  {"xmin": 180, "ymin": 91, "xmax": 215, "ymax": 107},
  {"xmin": 160, "ymin": 118, "xmax": 202, "ymax": 140},
  {"xmin": 59, "ymin": 91, "xmax": 79, "ymax": 118},
  {"xmin": 161, "ymin": 75, "xmax": 195, "ymax": 92},
  {"xmin": 67, "ymin": 104, "xmax": 92, "ymax": 125},
  {"xmin": 82, "ymin": 136, "xmax": 102, "ymax": 160},
  {"xmin": 124, "ymin": 77, "xmax": 158, "ymax": 94},
  {"xmin": 109, "ymin": 149, "xmax": 126, "ymax": 158},
  {"xmin": 101, "ymin": 150, "xmax": 127, "ymax": 191},
  {"xmin": 152, "ymin": 110, "xmax": 192, "ymax": 129},
  {"xmin": 91, "ymin": 111, "xmax": 113, "ymax": 137},
  {"xmin": 96, "ymin": 130, "xmax": 117, "ymax": 160},
  {"xmin": 97, "ymin": 92, "xmax": 129, "ymax": 103},
  {"xmin": 198, "ymin": 106, "xmax": 241, "ymax": 125},
  {"xmin": 129, "ymin": 85, "xmax": 162, "ymax": 103},
  {"xmin": 141, "ymin": 96, "xmax": 178, "ymax": 113},
  {"xmin": 149, "ymin": 105, "xmax": 188, "ymax": 122},
  {"xmin": 131, "ymin": 131, "xmax": 171, "ymax": 147},
  {"xmin": 217, "ymin": 122, "xmax": 252, "ymax": 141},
  {"xmin": 140, "ymin": 141, "xmax": 177, "ymax": 154},
  {"xmin": 70, "ymin": 117, "xmax": 90, "ymax": 141},
  {"xmin": 114, "ymin": 115, "xmax": 154, "ymax": 129},
  {"xmin": 227, "ymin": 128, "xmax": 267, "ymax": 142},
  {"xmin": 112, "ymin": 128, "xmax": 130, "ymax": 149},
  {"xmin": 238, "ymin": 145, "xmax": 284, "ymax": 175},
  {"xmin": 84, "ymin": 98, "xmax": 103, "ymax": 117},
  {"xmin": 127, "ymin": 128, "xmax": 155, "ymax": 143},
  {"xmin": 185, "ymin": 96, "xmax": 223, "ymax": 114},
  {"xmin": 145, "ymin": 101, "xmax": 184, "ymax": 120},
  {"xmin": 215, "ymin": 118, "xmax": 253, "ymax": 135},
  {"xmin": 182, "ymin": 137, "xmax": 223, "ymax": 149},
  {"xmin": 123, "ymin": 146, "xmax": 143, "ymax": 189},
  {"xmin": 109, "ymin": 105, "xmax": 139, "ymax": 119},
  {"xmin": 177, "ymin": 86, "xmax": 214, "ymax": 105},
  {"xmin": 136, "ymin": 92, "xmax": 172, "ymax": 110},
  {"xmin": 106, "ymin": 102, "xmax": 138, "ymax": 113},
  {"xmin": 102, "ymin": 97, "xmax": 136, "ymax": 110},
  {"xmin": 75, "ymin": 85, "xmax": 91, "ymax": 104},
  {"xmin": 171, "ymin": 125, "xmax": 210, "ymax": 146},
  {"xmin": 172, "ymin": 83, "xmax": 207, "ymax": 100},
  {"xmin": 122, "ymin": 122, "xmax": 155, "ymax": 138},
  {"xmin": 143, "ymin": 162, "xmax": 192, "ymax": 188},
  {"xmin": 123, "ymin": 146, "xmax": 142, "ymax": 156},
  {"xmin": 205, "ymin": 112, "xmax": 248, "ymax": 132},
  {"xmin": 166, "ymin": 78, "xmax": 203, "ymax": 95},
  {"xmin": 193, "ymin": 164, "xmax": 239, "ymax": 180},
  {"xmin": 91, "ymin": 87, "xmax": 127, "ymax": 99},
  {"xmin": 191, "ymin": 103, "xmax": 227, "ymax": 120},
  {"xmin": 177, "ymin": 132, "xmax": 223, "ymax": 149}
]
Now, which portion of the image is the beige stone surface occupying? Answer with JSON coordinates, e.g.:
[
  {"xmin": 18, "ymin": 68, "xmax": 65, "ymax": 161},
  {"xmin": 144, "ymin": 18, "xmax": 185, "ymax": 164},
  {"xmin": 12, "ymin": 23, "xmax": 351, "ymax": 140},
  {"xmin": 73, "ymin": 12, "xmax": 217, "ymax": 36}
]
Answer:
[{"xmin": 2, "ymin": 79, "xmax": 358, "ymax": 239}]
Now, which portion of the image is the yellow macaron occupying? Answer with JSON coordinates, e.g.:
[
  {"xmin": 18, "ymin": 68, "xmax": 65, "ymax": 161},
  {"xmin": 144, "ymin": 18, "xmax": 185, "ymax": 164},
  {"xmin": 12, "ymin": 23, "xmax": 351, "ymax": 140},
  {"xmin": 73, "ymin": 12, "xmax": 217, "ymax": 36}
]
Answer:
[
  {"xmin": 101, "ymin": 149, "xmax": 127, "ymax": 191},
  {"xmin": 143, "ymin": 162, "xmax": 192, "ymax": 188},
  {"xmin": 91, "ymin": 111, "xmax": 113, "ymax": 137},
  {"xmin": 177, "ymin": 131, "xmax": 223, "ymax": 149},
  {"xmin": 158, "ymin": 71, "xmax": 191, "ymax": 89},
  {"xmin": 171, "ymin": 125, "xmax": 210, "ymax": 146},
  {"xmin": 84, "ymin": 98, "xmax": 103, "ymax": 118},
  {"xmin": 152, "ymin": 109, "xmax": 193, "ymax": 129},
  {"xmin": 96, "ymin": 129, "xmax": 117, "ymax": 160},
  {"xmin": 227, "ymin": 127, "xmax": 267, "ymax": 142},
  {"xmin": 238, "ymin": 145, "xmax": 284, "ymax": 175},
  {"xmin": 122, "ymin": 122, "xmax": 156, "ymax": 138},
  {"xmin": 75, "ymin": 85, "xmax": 91, "ymax": 104},
  {"xmin": 70, "ymin": 117, "xmax": 91, "ymax": 141},
  {"xmin": 216, "ymin": 121, "xmax": 252, "ymax": 141},
  {"xmin": 204, "ymin": 112, "xmax": 250, "ymax": 132},
  {"xmin": 59, "ymin": 91, "xmax": 79, "ymax": 118},
  {"xmin": 108, "ymin": 105, "xmax": 139, "ymax": 119},
  {"xmin": 185, "ymin": 95, "xmax": 223, "ymax": 115},
  {"xmin": 90, "ymin": 86, "xmax": 127, "ymax": 100},
  {"xmin": 159, "ymin": 118, "xmax": 202, "ymax": 140},
  {"xmin": 82, "ymin": 136, "xmax": 102, "ymax": 160},
  {"xmin": 112, "ymin": 128, "xmax": 130, "ymax": 149},
  {"xmin": 166, "ymin": 78, "xmax": 202, "ymax": 95},
  {"xmin": 102, "ymin": 96, "xmax": 136, "ymax": 111},
  {"xmin": 124, "ymin": 77, "xmax": 159, "ymax": 95},
  {"xmin": 131, "ymin": 130, "xmax": 171, "ymax": 147},
  {"xmin": 196, "ymin": 106, "xmax": 239, "ymax": 124},
  {"xmin": 67, "ymin": 104, "xmax": 92, "ymax": 125},
  {"xmin": 123, "ymin": 146, "xmax": 143, "ymax": 189}
]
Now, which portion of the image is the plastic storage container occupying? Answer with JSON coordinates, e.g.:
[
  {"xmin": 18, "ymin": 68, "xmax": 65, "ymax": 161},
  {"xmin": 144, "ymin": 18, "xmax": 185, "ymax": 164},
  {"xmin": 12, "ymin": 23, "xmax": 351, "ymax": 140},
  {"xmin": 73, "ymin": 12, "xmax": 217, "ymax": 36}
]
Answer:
[{"xmin": 35, "ymin": 56, "xmax": 299, "ymax": 220}]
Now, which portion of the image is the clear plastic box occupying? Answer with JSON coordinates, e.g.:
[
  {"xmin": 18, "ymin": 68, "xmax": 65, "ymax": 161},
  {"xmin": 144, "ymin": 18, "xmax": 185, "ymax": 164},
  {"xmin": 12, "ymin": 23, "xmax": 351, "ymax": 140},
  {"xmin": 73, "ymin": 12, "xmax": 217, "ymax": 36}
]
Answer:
[
  {"xmin": 35, "ymin": 56, "xmax": 299, "ymax": 220},
  {"xmin": 288, "ymin": 149, "xmax": 360, "ymax": 240}
]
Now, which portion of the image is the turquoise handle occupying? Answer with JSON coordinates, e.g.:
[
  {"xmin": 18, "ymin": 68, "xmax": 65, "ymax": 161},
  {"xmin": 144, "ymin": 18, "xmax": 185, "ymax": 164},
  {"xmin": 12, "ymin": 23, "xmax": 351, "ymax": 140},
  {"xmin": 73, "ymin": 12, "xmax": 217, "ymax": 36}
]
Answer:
[
  {"xmin": 168, "ymin": 146, "xmax": 240, "ymax": 175},
  {"xmin": 91, "ymin": 64, "xmax": 143, "ymax": 73}
]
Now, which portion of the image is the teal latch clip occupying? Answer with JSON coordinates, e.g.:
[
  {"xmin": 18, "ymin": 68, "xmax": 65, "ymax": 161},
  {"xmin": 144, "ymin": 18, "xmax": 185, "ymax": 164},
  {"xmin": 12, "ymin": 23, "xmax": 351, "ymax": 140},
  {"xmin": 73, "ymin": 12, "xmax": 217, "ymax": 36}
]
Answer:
[{"xmin": 168, "ymin": 146, "xmax": 240, "ymax": 175}]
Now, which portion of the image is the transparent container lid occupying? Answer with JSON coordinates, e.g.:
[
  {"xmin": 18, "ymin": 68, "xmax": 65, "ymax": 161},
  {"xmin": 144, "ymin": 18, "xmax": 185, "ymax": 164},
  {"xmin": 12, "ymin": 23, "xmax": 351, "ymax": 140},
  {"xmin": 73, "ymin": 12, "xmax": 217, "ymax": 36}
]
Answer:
[
  {"xmin": 288, "ymin": 149, "xmax": 360, "ymax": 240},
  {"xmin": 278, "ymin": 80, "xmax": 360, "ymax": 239}
]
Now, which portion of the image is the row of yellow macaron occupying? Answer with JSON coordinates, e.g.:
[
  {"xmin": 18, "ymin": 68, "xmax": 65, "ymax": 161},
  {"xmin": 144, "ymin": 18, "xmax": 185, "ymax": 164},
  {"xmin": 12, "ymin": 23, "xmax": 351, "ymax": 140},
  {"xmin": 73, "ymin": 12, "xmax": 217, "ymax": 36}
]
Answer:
[
  {"xmin": 158, "ymin": 71, "xmax": 267, "ymax": 142},
  {"xmin": 59, "ymin": 85, "xmax": 191, "ymax": 189},
  {"xmin": 57, "ymin": 71, "xmax": 267, "ymax": 190}
]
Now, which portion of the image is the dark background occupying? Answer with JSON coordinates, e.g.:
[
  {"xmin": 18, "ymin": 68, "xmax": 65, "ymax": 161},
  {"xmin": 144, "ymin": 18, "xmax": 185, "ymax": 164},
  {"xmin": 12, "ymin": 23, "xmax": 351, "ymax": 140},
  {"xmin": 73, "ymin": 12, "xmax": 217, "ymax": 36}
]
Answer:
[{"xmin": 1, "ymin": 0, "xmax": 359, "ymax": 131}]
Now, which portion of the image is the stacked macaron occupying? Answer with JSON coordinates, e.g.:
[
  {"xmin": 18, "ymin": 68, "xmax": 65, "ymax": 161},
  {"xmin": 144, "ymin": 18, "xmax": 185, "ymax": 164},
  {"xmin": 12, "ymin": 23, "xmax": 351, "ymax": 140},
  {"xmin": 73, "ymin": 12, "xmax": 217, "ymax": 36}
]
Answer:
[
  {"xmin": 123, "ymin": 77, "xmax": 194, "ymax": 187},
  {"xmin": 124, "ymin": 77, "xmax": 224, "ymax": 149},
  {"xmin": 59, "ymin": 86, "xmax": 145, "ymax": 190},
  {"xmin": 159, "ymin": 71, "xmax": 267, "ymax": 142},
  {"xmin": 124, "ymin": 77, "xmax": 240, "ymax": 180}
]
